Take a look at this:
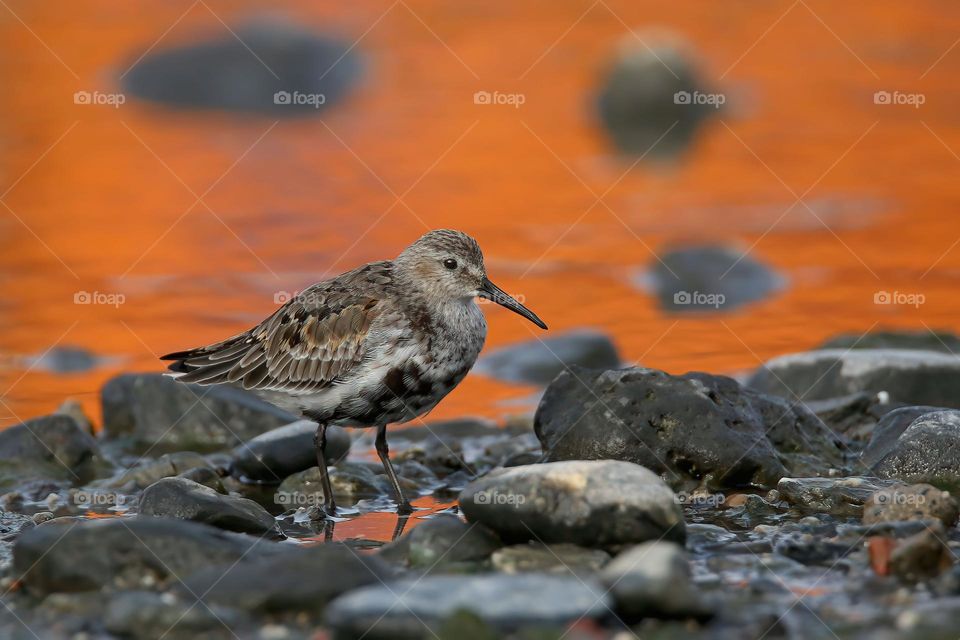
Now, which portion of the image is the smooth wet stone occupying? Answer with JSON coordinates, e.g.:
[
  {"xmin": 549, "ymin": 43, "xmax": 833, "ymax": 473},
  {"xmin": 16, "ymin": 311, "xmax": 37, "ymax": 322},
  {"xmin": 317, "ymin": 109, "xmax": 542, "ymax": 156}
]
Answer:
[
  {"xmin": 748, "ymin": 349, "xmax": 960, "ymax": 408},
  {"xmin": 491, "ymin": 543, "xmax": 610, "ymax": 575},
  {"xmin": 97, "ymin": 451, "xmax": 213, "ymax": 490},
  {"xmin": 596, "ymin": 33, "xmax": 715, "ymax": 158},
  {"xmin": 863, "ymin": 484, "xmax": 959, "ymax": 527},
  {"xmin": 139, "ymin": 477, "xmax": 280, "ymax": 537},
  {"xmin": 176, "ymin": 543, "xmax": 394, "ymax": 614},
  {"xmin": 890, "ymin": 523, "xmax": 954, "ymax": 582},
  {"xmin": 804, "ymin": 392, "xmax": 881, "ymax": 438},
  {"xmin": 276, "ymin": 462, "xmax": 391, "ymax": 507},
  {"xmin": 104, "ymin": 590, "xmax": 246, "ymax": 639},
  {"xmin": 777, "ymin": 477, "xmax": 903, "ymax": 516},
  {"xmin": 647, "ymin": 245, "xmax": 782, "ymax": 313},
  {"xmin": 460, "ymin": 460, "xmax": 685, "ymax": 549},
  {"xmin": 771, "ymin": 532, "xmax": 853, "ymax": 565},
  {"xmin": 0, "ymin": 414, "xmax": 105, "ymax": 492},
  {"xmin": 177, "ymin": 466, "xmax": 226, "ymax": 493},
  {"xmin": 378, "ymin": 514, "xmax": 501, "ymax": 569},
  {"xmin": 821, "ymin": 330, "xmax": 960, "ymax": 353},
  {"xmin": 0, "ymin": 511, "xmax": 34, "ymax": 571},
  {"xmin": 13, "ymin": 517, "xmax": 280, "ymax": 594},
  {"xmin": 101, "ymin": 373, "xmax": 296, "ymax": 453},
  {"xmin": 326, "ymin": 573, "xmax": 610, "ymax": 639},
  {"xmin": 229, "ymin": 419, "xmax": 350, "ymax": 484},
  {"xmin": 475, "ymin": 330, "xmax": 620, "ymax": 385},
  {"xmin": 872, "ymin": 411, "xmax": 960, "ymax": 491},
  {"xmin": 535, "ymin": 367, "xmax": 844, "ymax": 490},
  {"xmin": 122, "ymin": 20, "xmax": 360, "ymax": 115},
  {"xmin": 601, "ymin": 541, "xmax": 711, "ymax": 620},
  {"xmin": 862, "ymin": 406, "xmax": 952, "ymax": 467}
]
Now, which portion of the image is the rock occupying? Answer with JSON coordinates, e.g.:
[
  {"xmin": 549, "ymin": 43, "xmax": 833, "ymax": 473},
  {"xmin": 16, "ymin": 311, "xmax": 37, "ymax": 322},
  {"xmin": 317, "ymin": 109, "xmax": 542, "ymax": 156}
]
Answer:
[
  {"xmin": 596, "ymin": 33, "xmax": 717, "ymax": 158},
  {"xmin": 491, "ymin": 543, "xmax": 609, "ymax": 575},
  {"xmin": 646, "ymin": 245, "xmax": 782, "ymax": 313},
  {"xmin": 777, "ymin": 477, "xmax": 902, "ymax": 516},
  {"xmin": 459, "ymin": 460, "xmax": 685, "ymax": 549},
  {"xmin": 177, "ymin": 466, "xmax": 226, "ymax": 493},
  {"xmin": 121, "ymin": 20, "xmax": 360, "ymax": 115},
  {"xmin": 873, "ymin": 411, "xmax": 960, "ymax": 491},
  {"xmin": 748, "ymin": 349, "xmax": 960, "ymax": 408},
  {"xmin": 24, "ymin": 345, "xmax": 101, "ymax": 373},
  {"xmin": 104, "ymin": 590, "xmax": 245, "ymax": 639},
  {"xmin": 475, "ymin": 330, "xmax": 620, "ymax": 385},
  {"xmin": 176, "ymin": 543, "xmax": 394, "ymax": 614},
  {"xmin": 890, "ymin": 523, "xmax": 954, "ymax": 582},
  {"xmin": 101, "ymin": 373, "xmax": 296, "ymax": 453},
  {"xmin": 139, "ymin": 477, "xmax": 280, "ymax": 537},
  {"xmin": 55, "ymin": 399, "xmax": 95, "ymax": 434},
  {"xmin": 862, "ymin": 406, "xmax": 951, "ymax": 467},
  {"xmin": 13, "ymin": 517, "xmax": 280, "ymax": 594},
  {"xmin": 600, "ymin": 541, "xmax": 711, "ymax": 620},
  {"xmin": 97, "ymin": 451, "xmax": 214, "ymax": 490},
  {"xmin": 276, "ymin": 462, "xmax": 391, "ymax": 508},
  {"xmin": 863, "ymin": 484, "xmax": 959, "ymax": 527},
  {"xmin": 772, "ymin": 532, "xmax": 853, "ymax": 565},
  {"xmin": 803, "ymin": 392, "xmax": 881, "ymax": 438},
  {"xmin": 0, "ymin": 511, "xmax": 34, "ymax": 571},
  {"xmin": 378, "ymin": 514, "xmax": 501, "ymax": 569},
  {"xmin": 229, "ymin": 419, "xmax": 349, "ymax": 484},
  {"xmin": 821, "ymin": 329, "xmax": 960, "ymax": 353},
  {"xmin": 535, "ymin": 367, "xmax": 844, "ymax": 490},
  {"xmin": 0, "ymin": 414, "xmax": 104, "ymax": 492},
  {"xmin": 326, "ymin": 573, "xmax": 610, "ymax": 639}
]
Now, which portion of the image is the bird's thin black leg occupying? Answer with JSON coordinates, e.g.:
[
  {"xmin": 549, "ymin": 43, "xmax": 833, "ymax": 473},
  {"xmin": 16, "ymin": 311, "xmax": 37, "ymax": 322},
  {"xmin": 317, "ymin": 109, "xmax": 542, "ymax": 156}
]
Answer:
[
  {"xmin": 376, "ymin": 424, "xmax": 412, "ymax": 514},
  {"xmin": 313, "ymin": 422, "xmax": 336, "ymax": 516}
]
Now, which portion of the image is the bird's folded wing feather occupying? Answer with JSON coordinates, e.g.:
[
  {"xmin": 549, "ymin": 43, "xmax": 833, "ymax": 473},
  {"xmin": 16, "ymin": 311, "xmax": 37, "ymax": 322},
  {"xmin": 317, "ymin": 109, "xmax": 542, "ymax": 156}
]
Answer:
[{"xmin": 161, "ymin": 266, "xmax": 390, "ymax": 393}]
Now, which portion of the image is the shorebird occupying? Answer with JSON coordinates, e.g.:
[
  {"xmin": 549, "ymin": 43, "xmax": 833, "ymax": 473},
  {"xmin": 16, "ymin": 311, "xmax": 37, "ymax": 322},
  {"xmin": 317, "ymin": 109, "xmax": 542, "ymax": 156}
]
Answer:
[{"xmin": 161, "ymin": 229, "xmax": 547, "ymax": 515}]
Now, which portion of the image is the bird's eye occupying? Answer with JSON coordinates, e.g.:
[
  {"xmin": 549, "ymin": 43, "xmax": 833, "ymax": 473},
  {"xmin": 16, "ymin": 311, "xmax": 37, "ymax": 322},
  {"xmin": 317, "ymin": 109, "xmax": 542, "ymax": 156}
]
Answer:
[{"xmin": 443, "ymin": 258, "xmax": 458, "ymax": 270}]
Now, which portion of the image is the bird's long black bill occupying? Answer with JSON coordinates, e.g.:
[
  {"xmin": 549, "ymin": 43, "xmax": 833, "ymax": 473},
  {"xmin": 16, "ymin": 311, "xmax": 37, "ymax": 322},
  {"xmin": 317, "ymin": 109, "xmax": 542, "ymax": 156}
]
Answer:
[{"xmin": 478, "ymin": 278, "xmax": 548, "ymax": 330}]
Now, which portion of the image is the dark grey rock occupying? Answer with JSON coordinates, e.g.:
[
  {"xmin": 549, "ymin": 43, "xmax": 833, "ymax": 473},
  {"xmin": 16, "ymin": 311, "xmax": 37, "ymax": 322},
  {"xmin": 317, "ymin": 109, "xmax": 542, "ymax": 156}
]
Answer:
[
  {"xmin": 890, "ymin": 522, "xmax": 954, "ymax": 583},
  {"xmin": 121, "ymin": 20, "xmax": 360, "ymax": 115},
  {"xmin": 276, "ymin": 462, "xmax": 391, "ymax": 508},
  {"xmin": 776, "ymin": 477, "xmax": 902, "ymax": 516},
  {"xmin": 24, "ymin": 345, "xmax": 101, "ymax": 373},
  {"xmin": 491, "ymin": 543, "xmax": 610, "ymax": 575},
  {"xmin": 13, "ymin": 516, "xmax": 280, "ymax": 594},
  {"xmin": 596, "ymin": 34, "xmax": 716, "ymax": 158},
  {"xmin": 101, "ymin": 373, "xmax": 296, "ymax": 453},
  {"xmin": 176, "ymin": 543, "xmax": 394, "ymax": 614},
  {"xmin": 378, "ymin": 514, "xmax": 501, "ymax": 569},
  {"xmin": 139, "ymin": 477, "xmax": 280, "ymax": 537},
  {"xmin": 863, "ymin": 484, "xmax": 959, "ymax": 527},
  {"xmin": 535, "ymin": 367, "xmax": 844, "ymax": 490},
  {"xmin": 97, "ymin": 451, "xmax": 213, "ymax": 490},
  {"xmin": 873, "ymin": 411, "xmax": 960, "ymax": 491},
  {"xmin": 0, "ymin": 414, "xmax": 104, "ymax": 492},
  {"xmin": 748, "ymin": 349, "xmax": 960, "ymax": 408},
  {"xmin": 647, "ymin": 245, "xmax": 782, "ymax": 313},
  {"xmin": 460, "ymin": 460, "xmax": 685, "ymax": 549},
  {"xmin": 104, "ymin": 590, "xmax": 245, "ymax": 639},
  {"xmin": 0, "ymin": 511, "xmax": 34, "ymax": 571},
  {"xmin": 803, "ymin": 392, "xmax": 881, "ymax": 438},
  {"xmin": 475, "ymin": 330, "xmax": 620, "ymax": 385},
  {"xmin": 861, "ymin": 406, "xmax": 950, "ymax": 467},
  {"xmin": 229, "ymin": 419, "xmax": 349, "ymax": 484},
  {"xmin": 820, "ymin": 330, "xmax": 960, "ymax": 353},
  {"xmin": 177, "ymin": 466, "xmax": 226, "ymax": 493},
  {"xmin": 326, "ymin": 573, "xmax": 610, "ymax": 639},
  {"xmin": 600, "ymin": 541, "xmax": 711, "ymax": 620}
]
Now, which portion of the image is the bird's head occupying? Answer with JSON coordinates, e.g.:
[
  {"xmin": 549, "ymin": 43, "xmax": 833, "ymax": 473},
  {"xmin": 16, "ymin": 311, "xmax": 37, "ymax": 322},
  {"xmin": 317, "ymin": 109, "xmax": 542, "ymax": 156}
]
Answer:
[{"xmin": 396, "ymin": 229, "xmax": 547, "ymax": 329}]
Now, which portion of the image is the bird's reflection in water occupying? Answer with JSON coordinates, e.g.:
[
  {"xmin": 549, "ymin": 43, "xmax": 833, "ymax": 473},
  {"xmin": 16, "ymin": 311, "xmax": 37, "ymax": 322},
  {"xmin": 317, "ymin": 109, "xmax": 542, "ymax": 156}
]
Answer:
[{"xmin": 314, "ymin": 511, "xmax": 412, "ymax": 543}]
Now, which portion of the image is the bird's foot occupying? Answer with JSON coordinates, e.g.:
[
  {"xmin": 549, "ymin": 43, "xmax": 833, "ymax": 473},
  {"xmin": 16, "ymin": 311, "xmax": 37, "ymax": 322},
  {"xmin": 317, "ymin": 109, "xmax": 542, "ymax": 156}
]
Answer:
[{"xmin": 397, "ymin": 500, "xmax": 414, "ymax": 515}]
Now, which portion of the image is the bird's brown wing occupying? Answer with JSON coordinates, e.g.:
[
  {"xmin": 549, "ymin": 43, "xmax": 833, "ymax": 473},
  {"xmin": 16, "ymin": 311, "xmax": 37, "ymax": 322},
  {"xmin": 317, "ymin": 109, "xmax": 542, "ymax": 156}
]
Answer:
[{"xmin": 161, "ymin": 262, "xmax": 391, "ymax": 394}]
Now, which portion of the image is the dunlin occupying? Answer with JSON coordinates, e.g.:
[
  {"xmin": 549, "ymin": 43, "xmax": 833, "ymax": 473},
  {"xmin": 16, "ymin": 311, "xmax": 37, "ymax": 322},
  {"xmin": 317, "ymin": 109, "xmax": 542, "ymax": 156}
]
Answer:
[{"xmin": 162, "ymin": 229, "xmax": 547, "ymax": 515}]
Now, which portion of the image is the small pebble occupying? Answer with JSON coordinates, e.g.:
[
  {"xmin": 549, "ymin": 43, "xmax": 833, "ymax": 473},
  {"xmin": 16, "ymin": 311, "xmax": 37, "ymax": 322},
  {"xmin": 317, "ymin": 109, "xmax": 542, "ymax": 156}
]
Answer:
[
  {"xmin": 259, "ymin": 624, "xmax": 290, "ymax": 640},
  {"xmin": 31, "ymin": 511, "xmax": 54, "ymax": 525}
]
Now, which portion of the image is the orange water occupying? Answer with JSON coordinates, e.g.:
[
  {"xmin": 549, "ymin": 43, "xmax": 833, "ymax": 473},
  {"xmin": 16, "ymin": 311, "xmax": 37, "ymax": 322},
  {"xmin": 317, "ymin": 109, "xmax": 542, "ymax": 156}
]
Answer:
[{"xmin": 2, "ymin": 1, "xmax": 959, "ymax": 435}]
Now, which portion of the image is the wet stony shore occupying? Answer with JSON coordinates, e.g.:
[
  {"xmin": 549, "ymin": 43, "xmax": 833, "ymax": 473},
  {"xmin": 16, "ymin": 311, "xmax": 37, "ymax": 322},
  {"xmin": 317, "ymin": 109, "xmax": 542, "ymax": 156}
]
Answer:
[{"xmin": 1, "ymin": 331, "xmax": 960, "ymax": 639}]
